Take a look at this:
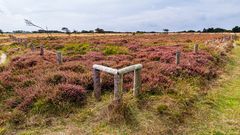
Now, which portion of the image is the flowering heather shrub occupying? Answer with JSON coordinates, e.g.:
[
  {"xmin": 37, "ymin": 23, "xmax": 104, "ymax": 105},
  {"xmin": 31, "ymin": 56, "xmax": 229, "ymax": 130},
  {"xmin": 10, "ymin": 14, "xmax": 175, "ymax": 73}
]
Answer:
[
  {"xmin": 47, "ymin": 74, "xmax": 67, "ymax": 85},
  {"xmin": 69, "ymin": 72, "xmax": 93, "ymax": 90},
  {"xmin": 59, "ymin": 63, "xmax": 86, "ymax": 73},
  {"xmin": 55, "ymin": 84, "xmax": 86, "ymax": 103},
  {"xmin": 101, "ymin": 73, "xmax": 114, "ymax": 90},
  {"xmin": 142, "ymin": 72, "xmax": 173, "ymax": 94},
  {"xmin": 0, "ymin": 34, "xmax": 233, "ymax": 114},
  {"xmin": 5, "ymin": 97, "xmax": 21, "ymax": 108},
  {"xmin": 12, "ymin": 57, "xmax": 37, "ymax": 69}
]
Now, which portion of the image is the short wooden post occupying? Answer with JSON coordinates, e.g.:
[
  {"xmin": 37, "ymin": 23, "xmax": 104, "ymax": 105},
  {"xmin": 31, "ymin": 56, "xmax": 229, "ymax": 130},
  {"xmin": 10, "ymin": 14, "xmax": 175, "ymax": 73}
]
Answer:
[
  {"xmin": 114, "ymin": 74, "xmax": 123, "ymax": 101},
  {"xmin": 56, "ymin": 51, "xmax": 63, "ymax": 64},
  {"xmin": 30, "ymin": 44, "xmax": 35, "ymax": 52},
  {"xmin": 133, "ymin": 68, "xmax": 141, "ymax": 97},
  {"xmin": 194, "ymin": 44, "xmax": 199, "ymax": 54},
  {"xmin": 176, "ymin": 51, "xmax": 181, "ymax": 65},
  {"xmin": 93, "ymin": 69, "xmax": 101, "ymax": 101},
  {"xmin": 40, "ymin": 45, "xmax": 44, "ymax": 56},
  {"xmin": 24, "ymin": 42, "xmax": 28, "ymax": 48}
]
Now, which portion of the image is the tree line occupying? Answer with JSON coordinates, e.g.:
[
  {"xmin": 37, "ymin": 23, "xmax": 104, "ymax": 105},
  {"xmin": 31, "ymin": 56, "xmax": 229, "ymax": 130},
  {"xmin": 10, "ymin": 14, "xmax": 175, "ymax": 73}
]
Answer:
[{"xmin": 1, "ymin": 26, "xmax": 240, "ymax": 34}]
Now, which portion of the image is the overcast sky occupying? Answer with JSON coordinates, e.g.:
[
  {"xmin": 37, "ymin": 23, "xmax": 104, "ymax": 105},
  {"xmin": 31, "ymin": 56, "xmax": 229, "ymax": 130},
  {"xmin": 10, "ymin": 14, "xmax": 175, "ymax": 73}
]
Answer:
[{"xmin": 0, "ymin": 0, "xmax": 239, "ymax": 32}]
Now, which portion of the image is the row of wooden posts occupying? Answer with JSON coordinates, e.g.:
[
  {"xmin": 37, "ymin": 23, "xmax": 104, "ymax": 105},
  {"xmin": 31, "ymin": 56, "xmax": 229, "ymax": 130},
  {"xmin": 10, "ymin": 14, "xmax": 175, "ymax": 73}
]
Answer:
[
  {"xmin": 14, "ymin": 37, "xmax": 233, "ymax": 102},
  {"xmin": 25, "ymin": 43, "xmax": 199, "ymax": 102},
  {"xmin": 31, "ymin": 43, "xmax": 199, "ymax": 66},
  {"xmin": 205, "ymin": 35, "xmax": 236, "ymax": 45}
]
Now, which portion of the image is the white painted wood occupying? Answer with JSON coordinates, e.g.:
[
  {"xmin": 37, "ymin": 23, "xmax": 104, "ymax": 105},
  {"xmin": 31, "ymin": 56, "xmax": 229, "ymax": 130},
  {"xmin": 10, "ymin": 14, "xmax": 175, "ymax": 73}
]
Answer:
[
  {"xmin": 93, "ymin": 64, "xmax": 143, "ymax": 101},
  {"xmin": 118, "ymin": 64, "xmax": 143, "ymax": 75},
  {"xmin": 93, "ymin": 64, "xmax": 118, "ymax": 75}
]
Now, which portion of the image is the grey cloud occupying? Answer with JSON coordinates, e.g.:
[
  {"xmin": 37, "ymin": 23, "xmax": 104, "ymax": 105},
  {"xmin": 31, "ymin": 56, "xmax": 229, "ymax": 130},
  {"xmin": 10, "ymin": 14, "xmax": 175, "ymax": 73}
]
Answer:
[{"xmin": 0, "ymin": 0, "xmax": 240, "ymax": 31}]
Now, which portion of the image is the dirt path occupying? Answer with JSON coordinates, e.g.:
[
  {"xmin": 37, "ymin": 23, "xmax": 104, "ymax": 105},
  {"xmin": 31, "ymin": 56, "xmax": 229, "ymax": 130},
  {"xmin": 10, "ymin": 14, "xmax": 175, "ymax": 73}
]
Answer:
[
  {"xmin": 183, "ymin": 46, "xmax": 240, "ymax": 134},
  {"xmin": 0, "ymin": 53, "xmax": 7, "ymax": 64}
]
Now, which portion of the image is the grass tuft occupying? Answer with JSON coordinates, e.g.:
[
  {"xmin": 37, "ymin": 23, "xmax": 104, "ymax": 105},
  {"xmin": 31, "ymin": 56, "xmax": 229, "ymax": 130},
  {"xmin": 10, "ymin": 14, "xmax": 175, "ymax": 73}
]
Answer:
[{"xmin": 103, "ymin": 45, "xmax": 129, "ymax": 55}]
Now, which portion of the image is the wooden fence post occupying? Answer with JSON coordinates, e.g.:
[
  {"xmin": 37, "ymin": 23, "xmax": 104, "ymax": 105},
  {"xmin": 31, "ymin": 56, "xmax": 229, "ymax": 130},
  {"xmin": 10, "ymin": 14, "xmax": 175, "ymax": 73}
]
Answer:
[
  {"xmin": 133, "ymin": 68, "xmax": 141, "ymax": 97},
  {"xmin": 93, "ymin": 69, "xmax": 101, "ymax": 101},
  {"xmin": 194, "ymin": 44, "xmax": 199, "ymax": 54},
  {"xmin": 176, "ymin": 51, "xmax": 181, "ymax": 65},
  {"xmin": 30, "ymin": 44, "xmax": 35, "ymax": 52},
  {"xmin": 56, "ymin": 51, "xmax": 63, "ymax": 64},
  {"xmin": 40, "ymin": 45, "xmax": 44, "ymax": 56},
  {"xmin": 114, "ymin": 74, "xmax": 123, "ymax": 101}
]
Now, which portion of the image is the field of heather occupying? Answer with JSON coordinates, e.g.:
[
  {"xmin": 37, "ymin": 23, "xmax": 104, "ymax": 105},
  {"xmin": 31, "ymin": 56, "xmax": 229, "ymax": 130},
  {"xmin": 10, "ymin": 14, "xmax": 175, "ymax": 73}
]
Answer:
[{"xmin": 0, "ymin": 33, "xmax": 237, "ymax": 134}]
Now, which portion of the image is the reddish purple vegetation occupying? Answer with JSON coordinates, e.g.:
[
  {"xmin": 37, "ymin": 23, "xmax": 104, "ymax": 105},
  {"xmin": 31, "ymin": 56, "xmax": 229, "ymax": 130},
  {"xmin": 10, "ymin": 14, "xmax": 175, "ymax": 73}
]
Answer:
[{"xmin": 0, "ymin": 34, "xmax": 233, "ymax": 111}]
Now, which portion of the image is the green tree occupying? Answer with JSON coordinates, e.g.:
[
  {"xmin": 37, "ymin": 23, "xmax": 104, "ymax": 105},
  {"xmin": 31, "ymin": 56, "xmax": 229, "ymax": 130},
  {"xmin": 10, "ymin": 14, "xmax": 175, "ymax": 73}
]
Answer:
[
  {"xmin": 232, "ymin": 26, "xmax": 240, "ymax": 33},
  {"xmin": 95, "ymin": 28, "xmax": 105, "ymax": 33},
  {"xmin": 0, "ymin": 29, "xmax": 3, "ymax": 34},
  {"xmin": 163, "ymin": 29, "xmax": 169, "ymax": 34},
  {"xmin": 61, "ymin": 27, "xmax": 71, "ymax": 36}
]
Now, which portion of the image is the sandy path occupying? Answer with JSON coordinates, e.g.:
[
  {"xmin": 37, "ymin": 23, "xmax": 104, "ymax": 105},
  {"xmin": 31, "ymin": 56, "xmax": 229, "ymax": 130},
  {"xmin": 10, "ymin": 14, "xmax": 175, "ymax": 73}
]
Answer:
[{"xmin": 0, "ymin": 53, "xmax": 7, "ymax": 64}]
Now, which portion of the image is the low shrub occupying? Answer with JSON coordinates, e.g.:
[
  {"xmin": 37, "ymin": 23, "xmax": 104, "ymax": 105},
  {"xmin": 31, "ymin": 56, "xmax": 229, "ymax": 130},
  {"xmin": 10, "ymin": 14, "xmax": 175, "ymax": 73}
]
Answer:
[
  {"xmin": 21, "ymin": 80, "xmax": 35, "ymax": 88},
  {"xmin": 157, "ymin": 104, "xmax": 169, "ymax": 114},
  {"xmin": 103, "ymin": 45, "xmax": 129, "ymax": 55},
  {"xmin": 55, "ymin": 84, "xmax": 86, "ymax": 103},
  {"xmin": 31, "ymin": 99, "xmax": 56, "ymax": 114},
  {"xmin": 62, "ymin": 43, "xmax": 90, "ymax": 55},
  {"xmin": 59, "ymin": 63, "xmax": 86, "ymax": 73},
  {"xmin": 47, "ymin": 74, "xmax": 67, "ymax": 85},
  {"xmin": 8, "ymin": 110, "xmax": 26, "ymax": 126}
]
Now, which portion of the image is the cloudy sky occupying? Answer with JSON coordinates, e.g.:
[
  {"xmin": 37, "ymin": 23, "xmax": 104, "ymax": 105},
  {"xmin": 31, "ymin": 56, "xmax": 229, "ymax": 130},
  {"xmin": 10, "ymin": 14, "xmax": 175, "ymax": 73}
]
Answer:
[{"xmin": 0, "ymin": 0, "xmax": 239, "ymax": 32}]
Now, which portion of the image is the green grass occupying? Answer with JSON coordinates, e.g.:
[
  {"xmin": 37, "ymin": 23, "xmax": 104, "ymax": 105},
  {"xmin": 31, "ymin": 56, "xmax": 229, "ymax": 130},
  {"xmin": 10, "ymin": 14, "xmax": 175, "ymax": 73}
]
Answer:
[
  {"xmin": 61, "ymin": 43, "xmax": 90, "ymax": 55},
  {"xmin": 103, "ymin": 45, "xmax": 129, "ymax": 55},
  {"xmin": 184, "ymin": 46, "xmax": 240, "ymax": 134}
]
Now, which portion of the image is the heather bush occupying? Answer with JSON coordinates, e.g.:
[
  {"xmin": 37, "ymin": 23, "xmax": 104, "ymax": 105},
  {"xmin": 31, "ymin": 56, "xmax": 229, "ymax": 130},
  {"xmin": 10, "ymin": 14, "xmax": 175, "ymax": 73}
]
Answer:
[
  {"xmin": 142, "ymin": 72, "xmax": 173, "ymax": 94},
  {"xmin": 55, "ymin": 84, "xmax": 86, "ymax": 103},
  {"xmin": 71, "ymin": 73, "xmax": 93, "ymax": 90},
  {"xmin": 47, "ymin": 74, "xmax": 67, "ymax": 85},
  {"xmin": 5, "ymin": 97, "xmax": 22, "ymax": 108},
  {"xmin": 59, "ymin": 63, "xmax": 86, "ymax": 73},
  {"xmin": 0, "ymin": 33, "xmax": 233, "ymax": 120},
  {"xmin": 101, "ymin": 73, "xmax": 114, "ymax": 90},
  {"xmin": 0, "ymin": 66, "xmax": 5, "ymax": 73},
  {"xmin": 20, "ymin": 80, "xmax": 35, "ymax": 88}
]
